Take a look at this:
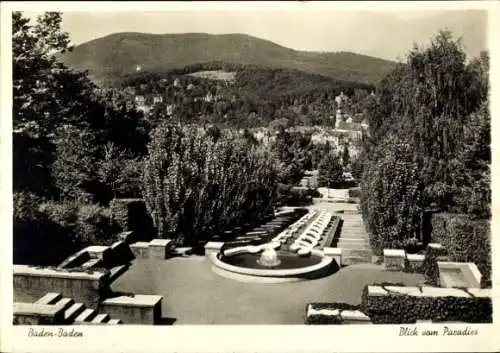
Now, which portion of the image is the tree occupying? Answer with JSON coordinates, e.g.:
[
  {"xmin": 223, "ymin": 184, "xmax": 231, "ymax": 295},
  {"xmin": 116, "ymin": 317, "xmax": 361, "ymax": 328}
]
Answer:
[
  {"xmin": 360, "ymin": 30, "xmax": 490, "ymax": 254},
  {"xmin": 13, "ymin": 12, "xmax": 150, "ymax": 201},
  {"xmin": 361, "ymin": 135, "xmax": 424, "ymax": 254},
  {"xmin": 318, "ymin": 152, "xmax": 343, "ymax": 188},
  {"xmin": 342, "ymin": 142, "xmax": 350, "ymax": 167},
  {"xmin": 142, "ymin": 122, "xmax": 277, "ymax": 246}
]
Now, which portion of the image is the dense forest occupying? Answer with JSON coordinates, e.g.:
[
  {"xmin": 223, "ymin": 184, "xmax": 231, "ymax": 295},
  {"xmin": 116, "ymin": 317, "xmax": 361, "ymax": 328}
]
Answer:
[{"xmin": 118, "ymin": 62, "xmax": 375, "ymax": 129}]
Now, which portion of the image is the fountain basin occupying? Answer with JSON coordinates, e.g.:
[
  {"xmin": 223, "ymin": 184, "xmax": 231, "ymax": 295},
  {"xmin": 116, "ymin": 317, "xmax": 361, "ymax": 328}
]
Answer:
[{"xmin": 210, "ymin": 250, "xmax": 335, "ymax": 283}]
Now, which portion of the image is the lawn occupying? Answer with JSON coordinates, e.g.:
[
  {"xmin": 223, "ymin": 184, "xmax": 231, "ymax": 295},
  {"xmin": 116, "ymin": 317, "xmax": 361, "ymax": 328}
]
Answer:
[{"xmin": 111, "ymin": 257, "xmax": 424, "ymax": 325}]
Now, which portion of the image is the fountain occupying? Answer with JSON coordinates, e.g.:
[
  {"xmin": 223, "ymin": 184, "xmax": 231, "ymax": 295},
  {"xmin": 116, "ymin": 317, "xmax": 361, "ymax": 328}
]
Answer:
[{"xmin": 257, "ymin": 246, "xmax": 281, "ymax": 267}]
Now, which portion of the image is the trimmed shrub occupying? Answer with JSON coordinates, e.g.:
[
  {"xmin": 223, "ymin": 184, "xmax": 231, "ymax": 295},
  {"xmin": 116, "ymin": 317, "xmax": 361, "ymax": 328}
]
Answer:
[
  {"xmin": 421, "ymin": 246, "xmax": 440, "ymax": 286},
  {"xmin": 361, "ymin": 284, "xmax": 492, "ymax": 324},
  {"xmin": 430, "ymin": 213, "xmax": 491, "ymax": 288},
  {"xmin": 348, "ymin": 187, "xmax": 361, "ymax": 198}
]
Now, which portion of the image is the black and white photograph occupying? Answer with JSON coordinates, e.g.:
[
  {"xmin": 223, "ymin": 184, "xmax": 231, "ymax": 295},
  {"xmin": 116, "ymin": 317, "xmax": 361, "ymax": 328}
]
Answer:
[{"xmin": 1, "ymin": 1, "xmax": 498, "ymax": 352}]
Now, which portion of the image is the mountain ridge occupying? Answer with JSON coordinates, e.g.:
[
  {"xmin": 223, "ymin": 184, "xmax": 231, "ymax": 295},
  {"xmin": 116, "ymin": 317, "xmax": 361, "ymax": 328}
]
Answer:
[{"xmin": 62, "ymin": 32, "xmax": 398, "ymax": 86}]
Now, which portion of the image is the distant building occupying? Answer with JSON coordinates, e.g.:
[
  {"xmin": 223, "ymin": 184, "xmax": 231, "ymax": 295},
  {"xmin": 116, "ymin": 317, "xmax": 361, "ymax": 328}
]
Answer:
[
  {"xmin": 335, "ymin": 91, "xmax": 348, "ymax": 106},
  {"xmin": 204, "ymin": 92, "xmax": 214, "ymax": 102},
  {"xmin": 124, "ymin": 86, "xmax": 136, "ymax": 96},
  {"xmin": 173, "ymin": 78, "xmax": 181, "ymax": 88},
  {"xmin": 153, "ymin": 96, "xmax": 163, "ymax": 105},
  {"xmin": 166, "ymin": 104, "xmax": 175, "ymax": 116},
  {"xmin": 134, "ymin": 95, "xmax": 145, "ymax": 105},
  {"xmin": 187, "ymin": 83, "xmax": 195, "ymax": 90}
]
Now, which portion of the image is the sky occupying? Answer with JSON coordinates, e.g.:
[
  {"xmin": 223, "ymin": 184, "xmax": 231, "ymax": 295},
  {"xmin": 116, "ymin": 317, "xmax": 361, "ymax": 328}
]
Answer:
[{"xmin": 25, "ymin": 8, "xmax": 488, "ymax": 61}]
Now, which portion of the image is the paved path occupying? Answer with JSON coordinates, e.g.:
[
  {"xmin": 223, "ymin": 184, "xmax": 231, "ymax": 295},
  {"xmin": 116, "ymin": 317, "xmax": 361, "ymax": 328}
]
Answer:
[
  {"xmin": 337, "ymin": 213, "xmax": 373, "ymax": 265},
  {"xmin": 308, "ymin": 200, "xmax": 372, "ymax": 265},
  {"xmin": 112, "ymin": 257, "xmax": 424, "ymax": 325}
]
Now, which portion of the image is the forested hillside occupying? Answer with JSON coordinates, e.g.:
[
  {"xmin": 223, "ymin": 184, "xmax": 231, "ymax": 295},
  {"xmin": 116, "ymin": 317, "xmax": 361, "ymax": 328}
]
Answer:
[
  {"xmin": 119, "ymin": 62, "xmax": 375, "ymax": 128},
  {"xmin": 61, "ymin": 32, "xmax": 397, "ymax": 86}
]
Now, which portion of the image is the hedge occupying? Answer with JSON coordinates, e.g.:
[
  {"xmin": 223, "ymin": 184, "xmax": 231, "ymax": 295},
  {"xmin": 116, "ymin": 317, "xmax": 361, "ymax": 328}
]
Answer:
[
  {"xmin": 305, "ymin": 302, "xmax": 361, "ymax": 325},
  {"xmin": 430, "ymin": 213, "xmax": 491, "ymax": 288},
  {"xmin": 361, "ymin": 284, "xmax": 492, "ymax": 324}
]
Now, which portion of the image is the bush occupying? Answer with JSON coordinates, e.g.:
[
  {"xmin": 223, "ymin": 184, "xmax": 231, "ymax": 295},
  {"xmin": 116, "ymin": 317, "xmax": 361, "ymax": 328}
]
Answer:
[
  {"xmin": 14, "ymin": 193, "xmax": 81, "ymax": 265},
  {"xmin": 275, "ymin": 185, "xmax": 313, "ymax": 207},
  {"xmin": 421, "ymin": 245, "xmax": 443, "ymax": 286},
  {"xmin": 348, "ymin": 187, "xmax": 361, "ymax": 198},
  {"xmin": 75, "ymin": 204, "xmax": 118, "ymax": 245},
  {"xmin": 430, "ymin": 213, "xmax": 491, "ymax": 288},
  {"xmin": 142, "ymin": 123, "xmax": 278, "ymax": 246},
  {"xmin": 361, "ymin": 284, "xmax": 492, "ymax": 324}
]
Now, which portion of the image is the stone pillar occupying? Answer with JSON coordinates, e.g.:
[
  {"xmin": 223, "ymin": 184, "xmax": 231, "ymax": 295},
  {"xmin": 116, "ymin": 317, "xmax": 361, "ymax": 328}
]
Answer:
[
  {"xmin": 149, "ymin": 239, "xmax": 173, "ymax": 260},
  {"xmin": 383, "ymin": 249, "xmax": 405, "ymax": 271},
  {"xmin": 204, "ymin": 242, "xmax": 224, "ymax": 258}
]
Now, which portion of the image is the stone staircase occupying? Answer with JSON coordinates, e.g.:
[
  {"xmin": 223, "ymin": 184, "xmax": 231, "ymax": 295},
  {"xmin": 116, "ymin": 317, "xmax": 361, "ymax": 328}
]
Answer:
[
  {"xmin": 317, "ymin": 188, "xmax": 350, "ymax": 201},
  {"xmin": 35, "ymin": 293, "xmax": 122, "ymax": 325},
  {"xmin": 337, "ymin": 212, "xmax": 372, "ymax": 265}
]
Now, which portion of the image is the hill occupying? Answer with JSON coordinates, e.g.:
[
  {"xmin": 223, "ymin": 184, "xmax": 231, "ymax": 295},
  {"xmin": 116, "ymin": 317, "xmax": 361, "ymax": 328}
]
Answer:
[
  {"xmin": 62, "ymin": 32, "xmax": 397, "ymax": 86},
  {"xmin": 116, "ymin": 64, "xmax": 376, "ymax": 129}
]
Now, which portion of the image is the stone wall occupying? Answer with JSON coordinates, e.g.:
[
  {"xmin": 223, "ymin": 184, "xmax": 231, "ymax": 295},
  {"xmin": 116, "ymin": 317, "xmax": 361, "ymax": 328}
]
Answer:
[
  {"xmin": 13, "ymin": 265, "xmax": 109, "ymax": 309},
  {"xmin": 14, "ymin": 302, "xmax": 66, "ymax": 325},
  {"xmin": 100, "ymin": 295, "xmax": 163, "ymax": 325}
]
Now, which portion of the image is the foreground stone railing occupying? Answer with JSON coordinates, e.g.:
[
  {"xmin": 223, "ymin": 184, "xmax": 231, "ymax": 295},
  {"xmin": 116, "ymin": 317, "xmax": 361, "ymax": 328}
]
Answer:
[
  {"xmin": 305, "ymin": 304, "xmax": 371, "ymax": 325},
  {"xmin": 14, "ymin": 265, "xmax": 109, "ymax": 309},
  {"xmin": 306, "ymin": 285, "xmax": 492, "ymax": 325},
  {"xmin": 100, "ymin": 295, "xmax": 163, "ymax": 325},
  {"xmin": 366, "ymin": 285, "xmax": 490, "ymax": 298},
  {"xmin": 13, "ymin": 302, "xmax": 66, "ymax": 325}
]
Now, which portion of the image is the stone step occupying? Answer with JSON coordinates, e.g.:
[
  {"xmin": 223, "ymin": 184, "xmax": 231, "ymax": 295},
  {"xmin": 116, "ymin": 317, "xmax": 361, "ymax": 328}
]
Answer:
[
  {"xmin": 54, "ymin": 297, "xmax": 75, "ymax": 312},
  {"xmin": 339, "ymin": 238, "xmax": 370, "ymax": 243},
  {"xmin": 35, "ymin": 292, "xmax": 62, "ymax": 305},
  {"xmin": 90, "ymin": 313, "xmax": 110, "ymax": 324},
  {"xmin": 107, "ymin": 319, "xmax": 122, "ymax": 324},
  {"xmin": 343, "ymin": 256, "xmax": 372, "ymax": 265},
  {"xmin": 81, "ymin": 258, "xmax": 102, "ymax": 269},
  {"xmin": 343, "ymin": 249, "xmax": 373, "ymax": 257},
  {"xmin": 109, "ymin": 264, "xmax": 129, "ymax": 283},
  {"xmin": 340, "ymin": 235, "xmax": 368, "ymax": 239},
  {"xmin": 64, "ymin": 303, "xmax": 86, "ymax": 322},
  {"xmin": 340, "ymin": 247, "xmax": 372, "ymax": 252},
  {"xmin": 341, "ymin": 228, "xmax": 366, "ymax": 232},
  {"xmin": 340, "ymin": 237, "xmax": 368, "ymax": 241},
  {"xmin": 338, "ymin": 243, "xmax": 370, "ymax": 248},
  {"xmin": 74, "ymin": 308, "xmax": 97, "ymax": 324}
]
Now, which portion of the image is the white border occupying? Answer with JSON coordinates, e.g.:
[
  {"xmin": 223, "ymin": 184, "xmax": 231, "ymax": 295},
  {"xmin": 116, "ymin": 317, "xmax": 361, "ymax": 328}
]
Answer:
[{"xmin": 1, "ymin": 2, "xmax": 499, "ymax": 353}]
